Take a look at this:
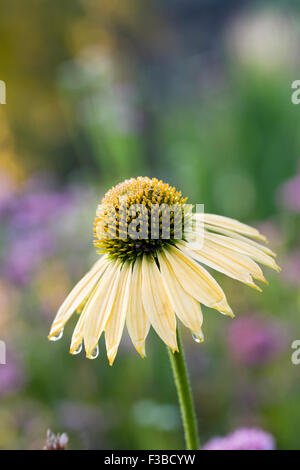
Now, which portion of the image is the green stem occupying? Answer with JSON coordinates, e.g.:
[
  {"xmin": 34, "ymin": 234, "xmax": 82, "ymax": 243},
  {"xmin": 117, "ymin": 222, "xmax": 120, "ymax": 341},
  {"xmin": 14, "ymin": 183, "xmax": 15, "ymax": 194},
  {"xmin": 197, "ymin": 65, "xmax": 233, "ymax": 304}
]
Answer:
[{"xmin": 168, "ymin": 329, "xmax": 199, "ymax": 450}]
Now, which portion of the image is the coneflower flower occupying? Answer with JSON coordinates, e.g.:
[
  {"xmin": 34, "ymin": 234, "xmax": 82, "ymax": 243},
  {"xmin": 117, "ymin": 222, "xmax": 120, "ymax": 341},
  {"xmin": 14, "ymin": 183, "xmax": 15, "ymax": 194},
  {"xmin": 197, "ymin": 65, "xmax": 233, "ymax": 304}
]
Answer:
[{"xmin": 48, "ymin": 177, "xmax": 279, "ymax": 365}]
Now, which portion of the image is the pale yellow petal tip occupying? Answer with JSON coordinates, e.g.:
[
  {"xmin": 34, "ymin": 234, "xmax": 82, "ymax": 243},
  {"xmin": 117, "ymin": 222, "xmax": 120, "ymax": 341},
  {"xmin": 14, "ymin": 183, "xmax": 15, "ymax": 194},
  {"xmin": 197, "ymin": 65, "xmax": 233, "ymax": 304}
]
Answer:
[
  {"xmin": 48, "ymin": 327, "xmax": 63, "ymax": 341},
  {"xmin": 245, "ymin": 277, "xmax": 263, "ymax": 292},
  {"xmin": 192, "ymin": 330, "xmax": 205, "ymax": 342},
  {"xmin": 247, "ymin": 283, "xmax": 262, "ymax": 292},
  {"xmin": 108, "ymin": 356, "xmax": 115, "ymax": 366},
  {"xmin": 260, "ymin": 234, "xmax": 268, "ymax": 243},
  {"xmin": 225, "ymin": 310, "xmax": 235, "ymax": 319},
  {"xmin": 85, "ymin": 345, "xmax": 99, "ymax": 360},
  {"xmin": 247, "ymin": 281, "xmax": 263, "ymax": 292},
  {"xmin": 133, "ymin": 341, "xmax": 147, "ymax": 358},
  {"xmin": 86, "ymin": 351, "xmax": 97, "ymax": 360},
  {"xmin": 214, "ymin": 300, "xmax": 235, "ymax": 318},
  {"xmin": 48, "ymin": 326, "xmax": 57, "ymax": 339},
  {"xmin": 267, "ymin": 260, "xmax": 281, "ymax": 272},
  {"xmin": 107, "ymin": 346, "xmax": 119, "ymax": 366},
  {"xmin": 69, "ymin": 343, "xmax": 80, "ymax": 355},
  {"xmin": 253, "ymin": 274, "xmax": 269, "ymax": 285},
  {"xmin": 250, "ymin": 231, "xmax": 268, "ymax": 243},
  {"xmin": 167, "ymin": 333, "xmax": 179, "ymax": 353},
  {"xmin": 260, "ymin": 277, "xmax": 269, "ymax": 286},
  {"xmin": 215, "ymin": 308, "xmax": 235, "ymax": 318}
]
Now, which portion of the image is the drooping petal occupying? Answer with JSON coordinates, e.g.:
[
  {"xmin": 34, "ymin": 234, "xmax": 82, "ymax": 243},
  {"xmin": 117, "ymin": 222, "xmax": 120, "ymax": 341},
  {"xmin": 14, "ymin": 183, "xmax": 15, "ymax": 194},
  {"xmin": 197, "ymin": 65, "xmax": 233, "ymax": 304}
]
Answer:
[
  {"xmin": 158, "ymin": 249, "xmax": 204, "ymax": 341},
  {"xmin": 48, "ymin": 256, "xmax": 108, "ymax": 339},
  {"xmin": 105, "ymin": 262, "xmax": 132, "ymax": 365},
  {"xmin": 83, "ymin": 260, "xmax": 122, "ymax": 357},
  {"xmin": 163, "ymin": 245, "xmax": 234, "ymax": 317},
  {"xmin": 69, "ymin": 283, "xmax": 99, "ymax": 354},
  {"xmin": 203, "ymin": 222, "xmax": 275, "ymax": 256},
  {"xmin": 141, "ymin": 255, "xmax": 178, "ymax": 351},
  {"xmin": 126, "ymin": 257, "xmax": 150, "ymax": 357},
  {"xmin": 199, "ymin": 213, "xmax": 266, "ymax": 241},
  {"xmin": 181, "ymin": 240, "xmax": 265, "ymax": 290},
  {"xmin": 203, "ymin": 231, "xmax": 280, "ymax": 271}
]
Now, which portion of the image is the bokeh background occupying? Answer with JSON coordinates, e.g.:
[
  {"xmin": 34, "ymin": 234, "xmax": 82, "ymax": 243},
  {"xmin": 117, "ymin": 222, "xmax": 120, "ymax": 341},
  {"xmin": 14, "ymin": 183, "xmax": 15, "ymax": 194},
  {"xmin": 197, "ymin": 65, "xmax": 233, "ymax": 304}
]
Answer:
[{"xmin": 1, "ymin": 0, "xmax": 300, "ymax": 450}]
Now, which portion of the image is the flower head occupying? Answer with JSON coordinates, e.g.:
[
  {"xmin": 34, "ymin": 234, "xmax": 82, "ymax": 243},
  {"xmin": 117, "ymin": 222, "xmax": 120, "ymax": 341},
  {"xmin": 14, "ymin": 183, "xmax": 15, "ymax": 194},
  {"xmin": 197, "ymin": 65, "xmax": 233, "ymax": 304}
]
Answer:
[
  {"xmin": 202, "ymin": 427, "xmax": 275, "ymax": 450},
  {"xmin": 93, "ymin": 177, "xmax": 188, "ymax": 261},
  {"xmin": 48, "ymin": 177, "xmax": 280, "ymax": 364}
]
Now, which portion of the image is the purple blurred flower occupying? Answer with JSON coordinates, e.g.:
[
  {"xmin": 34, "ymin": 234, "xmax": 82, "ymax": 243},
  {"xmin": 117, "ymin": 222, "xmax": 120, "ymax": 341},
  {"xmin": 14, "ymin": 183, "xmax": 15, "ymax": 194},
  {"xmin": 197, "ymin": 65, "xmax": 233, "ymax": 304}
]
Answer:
[
  {"xmin": 0, "ymin": 353, "xmax": 24, "ymax": 397},
  {"xmin": 1, "ymin": 174, "xmax": 76, "ymax": 285},
  {"xmin": 277, "ymin": 172, "xmax": 300, "ymax": 212},
  {"xmin": 281, "ymin": 250, "xmax": 300, "ymax": 286},
  {"xmin": 0, "ymin": 171, "xmax": 16, "ymax": 216},
  {"xmin": 4, "ymin": 229, "xmax": 55, "ymax": 285},
  {"xmin": 8, "ymin": 189, "xmax": 71, "ymax": 231},
  {"xmin": 202, "ymin": 428, "xmax": 275, "ymax": 450},
  {"xmin": 255, "ymin": 220, "xmax": 282, "ymax": 250},
  {"xmin": 226, "ymin": 314, "xmax": 285, "ymax": 366}
]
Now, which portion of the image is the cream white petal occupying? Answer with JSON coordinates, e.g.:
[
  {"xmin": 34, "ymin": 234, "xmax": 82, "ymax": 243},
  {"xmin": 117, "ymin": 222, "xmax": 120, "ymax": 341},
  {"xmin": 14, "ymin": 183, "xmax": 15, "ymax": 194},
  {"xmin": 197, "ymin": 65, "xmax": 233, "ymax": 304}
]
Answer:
[
  {"xmin": 105, "ymin": 262, "xmax": 132, "ymax": 365},
  {"xmin": 69, "ymin": 283, "xmax": 99, "ymax": 354},
  {"xmin": 197, "ymin": 213, "xmax": 266, "ymax": 241},
  {"xmin": 72, "ymin": 261, "xmax": 121, "ymax": 356},
  {"xmin": 48, "ymin": 256, "xmax": 108, "ymax": 339},
  {"xmin": 126, "ymin": 257, "xmax": 150, "ymax": 357},
  {"xmin": 181, "ymin": 240, "xmax": 264, "ymax": 291},
  {"xmin": 158, "ymin": 250, "xmax": 204, "ymax": 340},
  {"xmin": 141, "ymin": 255, "xmax": 178, "ymax": 351},
  {"xmin": 203, "ymin": 223, "xmax": 275, "ymax": 257},
  {"xmin": 200, "ymin": 239, "xmax": 267, "ymax": 284},
  {"xmin": 83, "ymin": 260, "xmax": 121, "ymax": 357},
  {"xmin": 203, "ymin": 231, "xmax": 280, "ymax": 271},
  {"xmin": 163, "ymin": 245, "xmax": 233, "ymax": 317}
]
